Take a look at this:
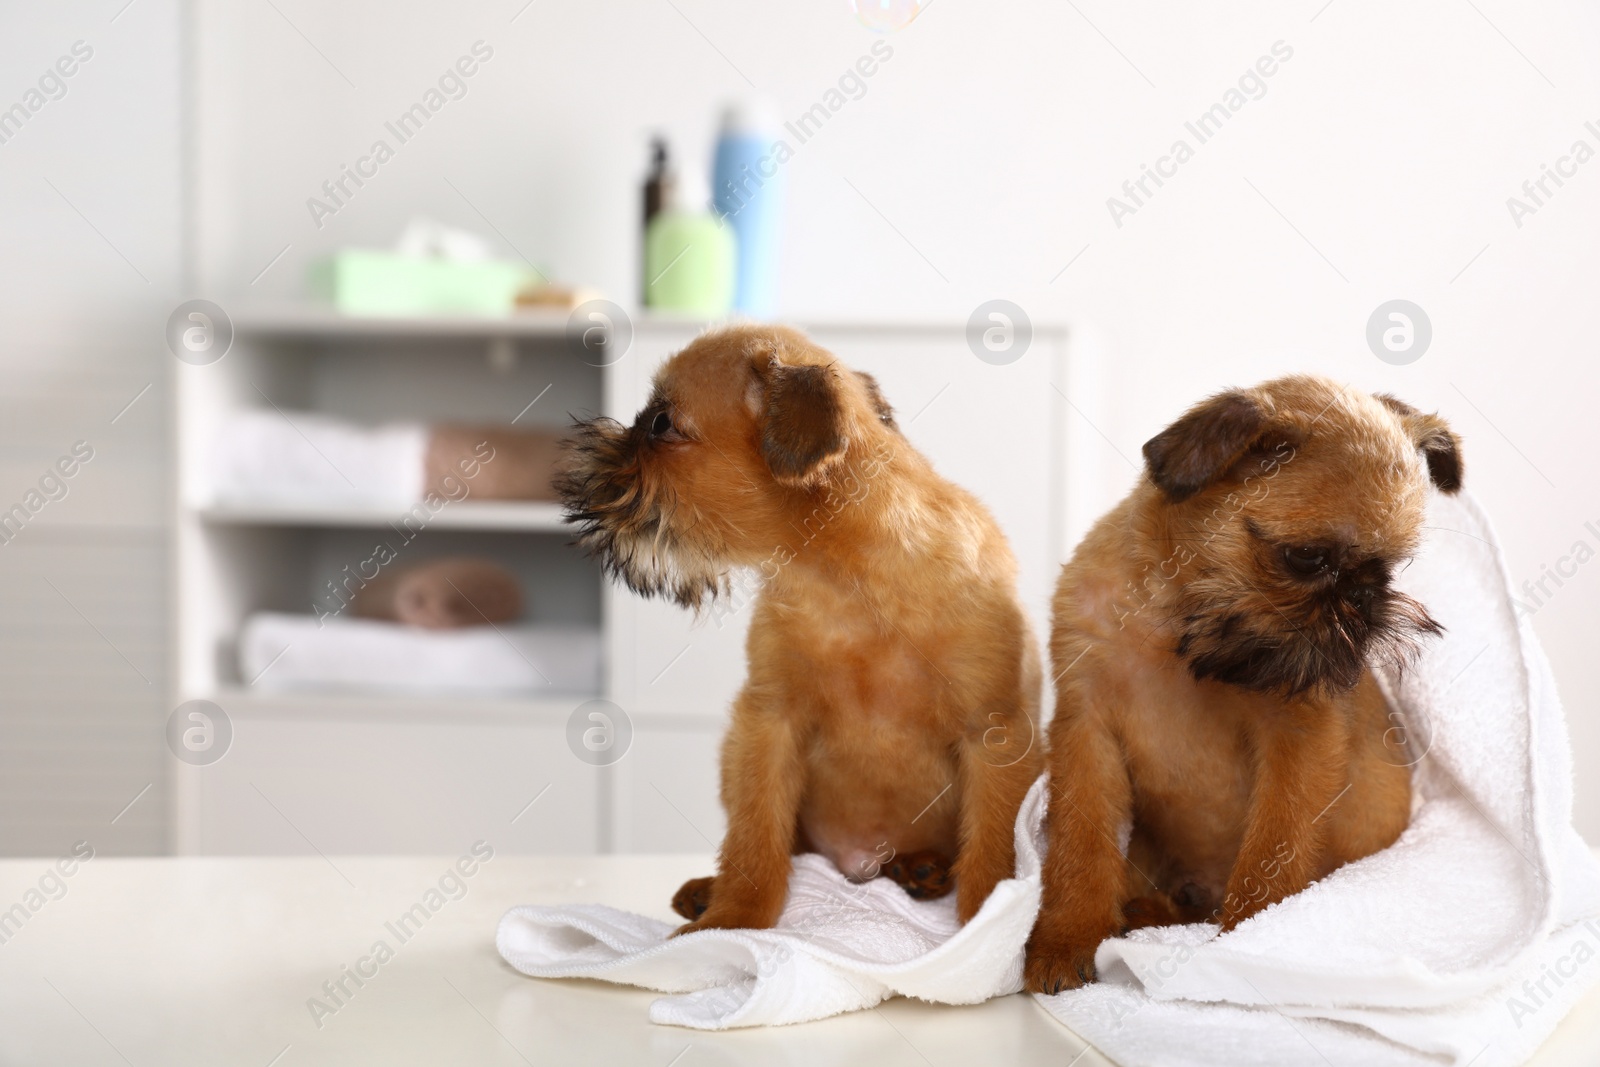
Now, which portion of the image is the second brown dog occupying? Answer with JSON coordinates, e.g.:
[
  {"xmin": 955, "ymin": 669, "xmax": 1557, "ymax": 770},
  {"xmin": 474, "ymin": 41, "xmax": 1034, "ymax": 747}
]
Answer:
[
  {"xmin": 556, "ymin": 324, "xmax": 1043, "ymax": 930},
  {"xmin": 1026, "ymin": 375, "xmax": 1461, "ymax": 992}
]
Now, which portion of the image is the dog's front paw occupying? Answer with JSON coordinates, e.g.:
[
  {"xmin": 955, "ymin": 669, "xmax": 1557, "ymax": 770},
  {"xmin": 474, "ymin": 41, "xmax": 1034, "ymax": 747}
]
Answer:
[
  {"xmin": 1023, "ymin": 939, "xmax": 1101, "ymax": 994},
  {"xmin": 884, "ymin": 851, "xmax": 953, "ymax": 902},
  {"xmin": 670, "ymin": 876, "xmax": 714, "ymax": 921}
]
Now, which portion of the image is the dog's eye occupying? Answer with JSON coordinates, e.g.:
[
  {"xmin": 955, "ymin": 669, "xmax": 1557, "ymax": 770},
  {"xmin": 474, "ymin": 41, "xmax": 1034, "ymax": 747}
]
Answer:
[
  {"xmin": 1283, "ymin": 545, "xmax": 1329, "ymax": 576},
  {"xmin": 650, "ymin": 410, "xmax": 673, "ymax": 437}
]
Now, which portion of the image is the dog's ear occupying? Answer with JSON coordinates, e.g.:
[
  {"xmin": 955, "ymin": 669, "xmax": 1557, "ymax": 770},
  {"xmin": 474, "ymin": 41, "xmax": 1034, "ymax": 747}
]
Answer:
[
  {"xmin": 760, "ymin": 357, "xmax": 848, "ymax": 485},
  {"xmin": 855, "ymin": 371, "xmax": 898, "ymax": 431},
  {"xmin": 1375, "ymin": 394, "xmax": 1463, "ymax": 493},
  {"xmin": 1142, "ymin": 389, "xmax": 1273, "ymax": 502}
]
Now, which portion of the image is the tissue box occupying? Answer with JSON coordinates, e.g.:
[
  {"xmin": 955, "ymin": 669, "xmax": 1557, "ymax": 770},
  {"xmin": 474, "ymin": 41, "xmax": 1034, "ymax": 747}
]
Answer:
[{"xmin": 308, "ymin": 251, "xmax": 536, "ymax": 316}]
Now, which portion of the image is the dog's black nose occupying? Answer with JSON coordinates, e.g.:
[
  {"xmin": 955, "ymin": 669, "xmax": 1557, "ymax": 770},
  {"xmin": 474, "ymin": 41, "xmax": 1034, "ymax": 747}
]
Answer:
[{"xmin": 1343, "ymin": 582, "xmax": 1383, "ymax": 621}]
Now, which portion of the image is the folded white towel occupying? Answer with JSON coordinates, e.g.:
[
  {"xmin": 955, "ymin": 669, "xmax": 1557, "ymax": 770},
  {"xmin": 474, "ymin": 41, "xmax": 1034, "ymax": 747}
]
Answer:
[
  {"xmin": 1036, "ymin": 490, "xmax": 1600, "ymax": 1067},
  {"xmin": 239, "ymin": 612, "xmax": 602, "ymax": 695},
  {"xmin": 209, "ymin": 409, "xmax": 427, "ymax": 506},
  {"xmin": 495, "ymin": 776, "xmax": 1050, "ymax": 1029}
]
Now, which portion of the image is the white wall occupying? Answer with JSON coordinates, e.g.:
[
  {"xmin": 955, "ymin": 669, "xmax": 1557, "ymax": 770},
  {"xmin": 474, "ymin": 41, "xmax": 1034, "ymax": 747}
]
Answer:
[
  {"xmin": 0, "ymin": 0, "xmax": 1578, "ymax": 852},
  {"xmin": 191, "ymin": 0, "xmax": 1600, "ymax": 837},
  {"xmin": 0, "ymin": 1, "xmax": 182, "ymax": 853}
]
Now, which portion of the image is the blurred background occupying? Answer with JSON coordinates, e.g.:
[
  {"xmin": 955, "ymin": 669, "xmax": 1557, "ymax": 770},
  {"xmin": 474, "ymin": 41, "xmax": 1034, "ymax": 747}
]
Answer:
[{"xmin": 1, "ymin": 0, "xmax": 1596, "ymax": 859}]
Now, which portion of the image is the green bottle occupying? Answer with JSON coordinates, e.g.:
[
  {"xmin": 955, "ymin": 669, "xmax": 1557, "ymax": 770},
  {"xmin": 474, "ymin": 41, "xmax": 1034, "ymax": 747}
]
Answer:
[{"xmin": 644, "ymin": 164, "xmax": 736, "ymax": 316}]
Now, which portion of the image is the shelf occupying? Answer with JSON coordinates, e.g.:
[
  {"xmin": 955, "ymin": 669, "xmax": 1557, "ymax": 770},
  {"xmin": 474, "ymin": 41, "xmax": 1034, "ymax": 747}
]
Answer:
[
  {"xmin": 228, "ymin": 303, "xmax": 1067, "ymax": 340},
  {"xmin": 200, "ymin": 686, "xmax": 721, "ymax": 726},
  {"xmin": 231, "ymin": 304, "xmax": 574, "ymax": 339},
  {"xmin": 204, "ymin": 685, "xmax": 597, "ymax": 723},
  {"xmin": 195, "ymin": 499, "xmax": 570, "ymax": 532},
  {"xmin": 175, "ymin": 307, "xmax": 1081, "ymax": 858}
]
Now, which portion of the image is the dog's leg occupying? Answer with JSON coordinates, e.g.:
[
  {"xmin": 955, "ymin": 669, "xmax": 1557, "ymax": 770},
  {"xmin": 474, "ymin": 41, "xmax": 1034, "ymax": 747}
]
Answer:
[
  {"xmin": 1024, "ymin": 659, "xmax": 1132, "ymax": 993},
  {"xmin": 952, "ymin": 705, "xmax": 1039, "ymax": 923},
  {"xmin": 672, "ymin": 695, "xmax": 806, "ymax": 936},
  {"xmin": 1216, "ymin": 701, "xmax": 1347, "ymax": 931},
  {"xmin": 1320, "ymin": 674, "xmax": 1412, "ymax": 871}
]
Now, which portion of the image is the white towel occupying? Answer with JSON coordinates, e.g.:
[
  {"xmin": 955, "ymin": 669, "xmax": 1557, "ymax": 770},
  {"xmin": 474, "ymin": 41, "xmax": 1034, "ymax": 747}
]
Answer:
[
  {"xmin": 209, "ymin": 409, "xmax": 427, "ymax": 506},
  {"xmin": 493, "ymin": 489, "xmax": 1599, "ymax": 1051},
  {"xmin": 1036, "ymin": 490, "xmax": 1600, "ymax": 1067},
  {"xmin": 239, "ymin": 612, "xmax": 602, "ymax": 695},
  {"xmin": 495, "ymin": 776, "xmax": 1050, "ymax": 1029}
]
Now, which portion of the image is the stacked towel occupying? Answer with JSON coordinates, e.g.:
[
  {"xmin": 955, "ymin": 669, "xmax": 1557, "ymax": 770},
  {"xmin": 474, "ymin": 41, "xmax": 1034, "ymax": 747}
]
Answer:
[
  {"xmin": 210, "ymin": 410, "xmax": 427, "ymax": 506},
  {"xmin": 209, "ymin": 410, "xmax": 562, "ymax": 506},
  {"xmin": 1037, "ymin": 490, "xmax": 1600, "ymax": 1067},
  {"xmin": 239, "ymin": 612, "xmax": 602, "ymax": 695}
]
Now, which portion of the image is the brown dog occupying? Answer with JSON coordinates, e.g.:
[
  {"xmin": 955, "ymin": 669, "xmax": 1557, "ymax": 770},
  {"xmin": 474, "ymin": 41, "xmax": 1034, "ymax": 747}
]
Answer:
[
  {"xmin": 1025, "ymin": 375, "xmax": 1461, "ymax": 992},
  {"xmin": 556, "ymin": 324, "xmax": 1042, "ymax": 930}
]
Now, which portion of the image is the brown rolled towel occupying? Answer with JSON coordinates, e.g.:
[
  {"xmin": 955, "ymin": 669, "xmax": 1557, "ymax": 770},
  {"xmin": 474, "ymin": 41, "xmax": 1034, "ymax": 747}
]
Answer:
[
  {"xmin": 425, "ymin": 425, "xmax": 563, "ymax": 501},
  {"xmin": 352, "ymin": 558, "xmax": 523, "ymax": 629}
]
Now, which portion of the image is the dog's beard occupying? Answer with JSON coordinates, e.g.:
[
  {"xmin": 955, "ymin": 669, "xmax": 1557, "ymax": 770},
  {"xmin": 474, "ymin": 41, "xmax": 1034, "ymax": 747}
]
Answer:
[
  {"xmin": 554, "ymin": 417, "xmax": 729, "ymax": 610},
  {"xmin": 1173, "ymin": 571, "xmax": 1442, "ymax": 697}
]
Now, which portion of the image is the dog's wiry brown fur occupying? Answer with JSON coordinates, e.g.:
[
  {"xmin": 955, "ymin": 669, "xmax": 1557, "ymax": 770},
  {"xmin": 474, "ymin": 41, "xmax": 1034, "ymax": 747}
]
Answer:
[
  {"xmin": 1024, "ymin": 375, "xmax": 1461, "ymax": 993},
  {"xmin": 557, "ymin": 324, "xmax": 1043, "ymax": 930}
]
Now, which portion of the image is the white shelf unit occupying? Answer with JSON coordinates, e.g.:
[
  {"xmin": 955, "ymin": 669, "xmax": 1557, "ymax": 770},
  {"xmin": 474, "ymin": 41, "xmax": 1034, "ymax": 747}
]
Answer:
[
  {"xmin": 170, "ymin": 309, "xmax": 1098, "ymax": 858},
  {"xmin": 197, "ymin": 500, "xmax": 568, "ymax": 532}
]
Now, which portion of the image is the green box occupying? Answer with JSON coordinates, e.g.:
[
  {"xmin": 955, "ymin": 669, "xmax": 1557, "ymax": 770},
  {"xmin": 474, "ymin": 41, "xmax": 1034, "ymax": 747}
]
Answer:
[{"xmin": 308, "ymin": 250, "xmax": 537, "ymax": 316}]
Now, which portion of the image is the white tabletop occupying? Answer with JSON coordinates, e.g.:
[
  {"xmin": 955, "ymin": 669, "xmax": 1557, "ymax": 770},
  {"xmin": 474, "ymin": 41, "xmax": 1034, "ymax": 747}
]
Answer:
[{"xmin": 1, "ymin": 852, "xmax": 1596, "ymax": 1066}]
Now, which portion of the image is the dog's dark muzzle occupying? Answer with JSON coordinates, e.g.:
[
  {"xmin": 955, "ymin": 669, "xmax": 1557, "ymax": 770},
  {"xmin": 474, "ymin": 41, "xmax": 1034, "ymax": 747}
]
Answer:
[
  {"xmin": 552, "ymin": 417, "xmax": 723, "ymax": 610},
  {"xmin": 1178, "ymin": 580, "xmax": 1441, "ymax": 697}
]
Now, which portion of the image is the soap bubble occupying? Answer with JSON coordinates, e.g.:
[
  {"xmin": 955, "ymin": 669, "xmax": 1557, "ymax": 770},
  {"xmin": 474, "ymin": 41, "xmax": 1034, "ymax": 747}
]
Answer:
[{"xmin": 851, "ymin": 0, "xmax": 926, "ymax": 33}]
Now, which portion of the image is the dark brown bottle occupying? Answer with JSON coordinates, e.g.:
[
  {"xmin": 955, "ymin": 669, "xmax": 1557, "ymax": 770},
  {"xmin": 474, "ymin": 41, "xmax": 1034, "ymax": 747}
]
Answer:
[{"xmin": 641, "ymin": 137, "xmax": 673, "ymax": 305}]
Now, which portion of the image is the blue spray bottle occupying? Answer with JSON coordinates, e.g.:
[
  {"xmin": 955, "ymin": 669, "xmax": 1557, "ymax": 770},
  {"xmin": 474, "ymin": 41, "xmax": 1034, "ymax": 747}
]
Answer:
[{"xmin": 712, "ymin": 99, "xmax": 784, "ymax": 318}]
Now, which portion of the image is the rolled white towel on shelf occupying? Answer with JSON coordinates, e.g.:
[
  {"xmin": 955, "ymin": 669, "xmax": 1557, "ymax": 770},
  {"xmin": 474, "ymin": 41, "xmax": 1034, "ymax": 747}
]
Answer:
[
  {"xmin": 239, "ymin": 612, "xmax": 602, "ymax": 696},
  {"xmin": 209, "ymin": 410, "xmax": 427, "ymax": 506}
]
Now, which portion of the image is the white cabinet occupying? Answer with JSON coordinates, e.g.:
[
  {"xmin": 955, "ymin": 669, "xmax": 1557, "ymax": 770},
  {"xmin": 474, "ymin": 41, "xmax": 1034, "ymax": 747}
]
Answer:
[
  {"xmin": 189, "ymin": 697, "xmax": 599, "ymax": 856},
  {"xmin": 171, "ymin": 310, "xmax": 1095, "ymax": 855}
]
